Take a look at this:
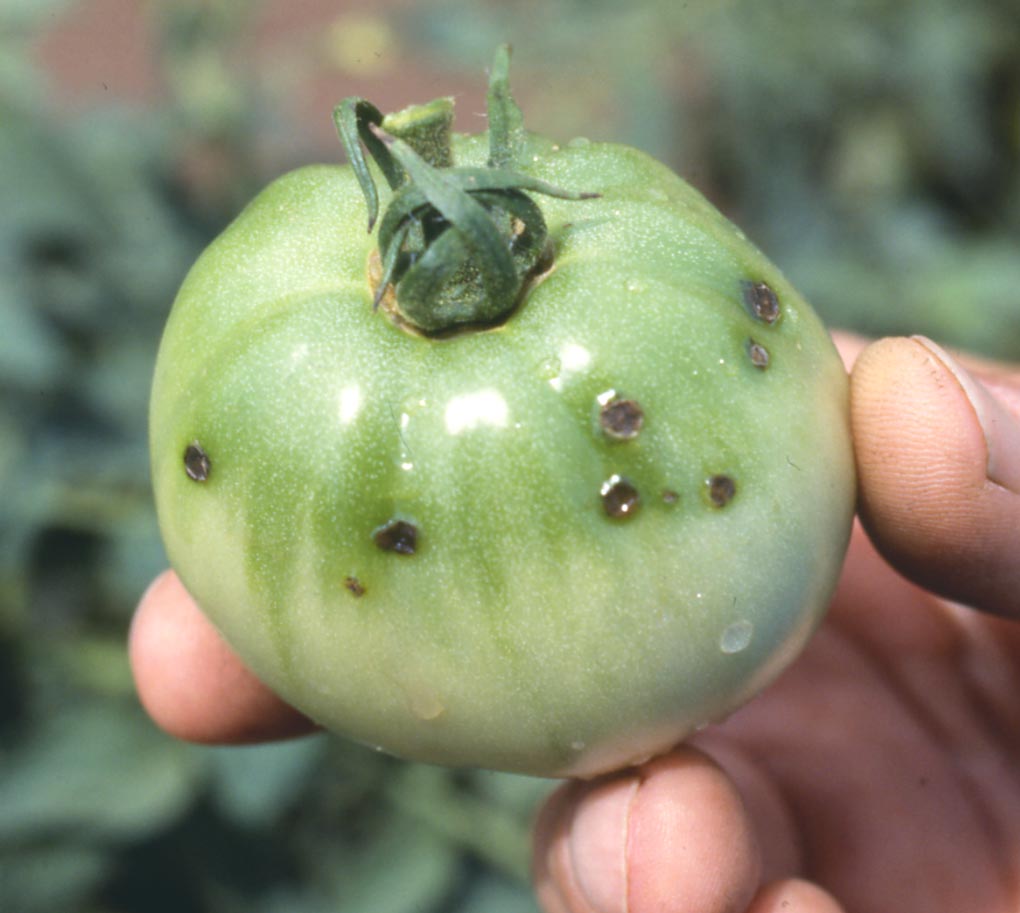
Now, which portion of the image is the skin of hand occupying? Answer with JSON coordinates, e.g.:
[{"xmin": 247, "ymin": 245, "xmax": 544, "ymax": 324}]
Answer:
[{"xmin": 130, "ymin": 333, "xmax": 1020, "ymax": 913}]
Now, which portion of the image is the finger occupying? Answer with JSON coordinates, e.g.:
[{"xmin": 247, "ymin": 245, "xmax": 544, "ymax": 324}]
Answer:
[
  {"xmin": 746, "ymin": 879, "xmax": 846, "ymax": 913},
  {"xmin": 129, "ymin": 570, "xmax": 318, "ymax": 744},
  {"xmin": 851, "ymin": 336, "xmax": 1020, "ymax": 618},
  {"xmin": 533, "ymin": 747, "xmax": 760, "ymax": 913}
]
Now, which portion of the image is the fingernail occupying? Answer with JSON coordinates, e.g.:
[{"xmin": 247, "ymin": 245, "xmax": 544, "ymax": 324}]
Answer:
[
  {"xmin": 568, "ymin": 775, "xmax": 639, "ymax": 913},
  {"xmin": 913, "ymin": 336, "xmax": 1020, "ymax": 493}
]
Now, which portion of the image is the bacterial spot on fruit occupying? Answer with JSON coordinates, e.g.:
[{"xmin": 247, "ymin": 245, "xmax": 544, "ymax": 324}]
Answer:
[
  {"xmin": 747, "ymin": 339, "xmax": 771, "ymax": 369},
  {"xmin": 344, "ymin": 576, "xmax": 366, "ymax": 597},
  {"xmin": 183, "ymin": 442, "xmax": 210, "ymax": 482},
  {"xmin": 600, "ymin": 475, "xmax": 640, "ymax": 518},
  {"xmin": 661, "ymin": 488, "xmax": 679, "ymax": 504},
  {"xmin": 707, "ymin": 474, "xmax": 737, "ymax": 508},
  {"xmin": 599, "ymin": 396, "xmax": 644, "ymax": 441},
  {"xmin": 742, "ymin": 280, "xmax": 781, "ymax": 324},
  {"xmin": 373, "ymin": 520, "xmax": 418, "ymax": 555}
]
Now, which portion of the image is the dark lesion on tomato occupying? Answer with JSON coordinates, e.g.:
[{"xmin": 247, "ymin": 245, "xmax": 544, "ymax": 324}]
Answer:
[
  {"xmin": 344, "ymin": 575, "xmax": 367, "ymax": 597},
  {"xmin": 183, "ymin": 441, "xmax": 211, "ymax": 482},
  {"xmin": 705, "ymin": 474, "xmax": 737, "ymax": 508},
  {"xmin": 741, "ymin": 280, "xmax": 781, "ymax": 325},
  {"xmin": 746, "ymin": 339, "xmax": 771, "ymax": 369},
  {"xmin": 598, "ymin": 396, "xmax": 645, "ymax": 441},
  {"xmin": 373, "ymin": 519, "xmax": 419, "ymax": 555},
  {"xmin": 600, "ymin": 475, "xmax": 640, "ymax": 519}
]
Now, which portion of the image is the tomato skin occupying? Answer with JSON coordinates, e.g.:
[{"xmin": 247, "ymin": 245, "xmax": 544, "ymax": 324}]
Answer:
[{"xmin": 150, "ymin": 131, "xmax": 854, "ymax": 777}]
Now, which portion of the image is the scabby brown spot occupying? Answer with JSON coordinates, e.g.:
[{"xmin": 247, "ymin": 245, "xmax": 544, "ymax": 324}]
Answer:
[
  {"xmin": 183, "ymin": 442, "xmax": 211, "ymax": 482},
  {"xmin": 601, "ymin": 475, "xmax": 640, "ymax": 518},
  {"xmin": 706, "ymin": 474, "xmax": 737, "ymax": 508},
  {"xmin": 599, "ymin": 396, "xmax": 644, "ymax": 441},
  {"xmin": 344, "ymin": 576, "xmax": 366, "ymax": 597},
  {"xmin": 373, "ymin": 520, "xmax": 418, "ymax": 555},
  {"xmin": 747, "ymin": 339, "xmax": 770, "ymax": 369},
  {"xmin": 742, "ymin": 281, "xmax": 780, "ymax": 324}
]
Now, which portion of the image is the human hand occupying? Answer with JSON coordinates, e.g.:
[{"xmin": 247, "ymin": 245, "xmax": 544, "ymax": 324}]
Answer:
[
  {"xmin": 532, "ymin": 334, "xmax": 1020, "ymax": 913},
  {"xmin": 131, "ymin": 333, "xmax": 1020, "ymax": 913}
]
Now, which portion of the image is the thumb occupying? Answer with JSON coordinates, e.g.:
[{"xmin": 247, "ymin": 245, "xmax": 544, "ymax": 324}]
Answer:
[
  {"xmin": 532, "ymin": 748, "xmax": 762, "ymax": 913},
  {"xmin": 851, "ymin": 335, "xmax": 1020, "ymax": 618}
]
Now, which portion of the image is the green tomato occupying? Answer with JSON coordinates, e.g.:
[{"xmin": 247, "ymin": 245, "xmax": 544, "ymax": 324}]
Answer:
[{"xmin": 150, "ymin": 51, "xmax": 854, "ymax": 778}]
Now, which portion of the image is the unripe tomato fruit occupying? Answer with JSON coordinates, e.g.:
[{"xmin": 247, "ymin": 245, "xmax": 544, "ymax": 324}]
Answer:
[{"xmin": 150, "ymin": 49, "xmax": 854, "ymax": 777}]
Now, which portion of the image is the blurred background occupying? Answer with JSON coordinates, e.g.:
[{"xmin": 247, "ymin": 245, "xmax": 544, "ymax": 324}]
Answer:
[{"xmin": 1, "ymin": 1, "xmax": 1018, "ymax": 911}]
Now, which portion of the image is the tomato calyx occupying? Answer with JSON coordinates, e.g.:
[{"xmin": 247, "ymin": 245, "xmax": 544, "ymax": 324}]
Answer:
[{"xmin": 334, "ymin": 45, "xmax": 597, "ymax": 336}]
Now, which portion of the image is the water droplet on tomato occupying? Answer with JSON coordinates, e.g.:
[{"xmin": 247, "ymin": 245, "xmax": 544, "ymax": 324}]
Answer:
[
  {"xmin": 720, "ymin": 620, "xmax": 753, "ymax": 654},
  {"xmin": 601, "ymin": 475, "xmax": 640, "ymax": 518},
  {"xmin": 183, "ymin": 442, "xmax": 210, "ymax": 481},
  {"xmin": 742, "ymin": 281, "xmax": 780, "ymax": 324},
  {"xmin": 539, "ymin": 355, "xmax": 560, "ymax": 380},
  {"xmin": 407, "ymin": 688, "xmax": 445, "ymax": 721},
  {"xmin": 706, "ymin": 474, "xmax": 736, "ymax": 508},
  {"xmin": 373, "ymin": 519, "xmax": 418, "ymax": 555},
  {"xmin": 599, "ymin": 396, "xmax": 644, "ymax": 441}
]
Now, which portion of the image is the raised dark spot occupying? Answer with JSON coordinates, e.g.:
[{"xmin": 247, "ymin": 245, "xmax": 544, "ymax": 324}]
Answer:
[
  {"xmin": 373, "ymin": 520, "xmax": 418, "ymax": 555},
  {"xmin": 344, "ymin": 576, "xmax": 366, "ymax": 597},
  {"xmin": 599, "ymin": 397, "xmax": 644, "ymax": 441},
  {"xmin": 707, "ymin": 474, "xmax": 737, "ymax": 508},
  {"xmin": 661, "ymin": 488, "xmax": 679, "ymax": 504},
  {"xmin": 742, "ymin": 281, "xmax": 780, "ymax": 324},
  {"xmin": 183, "ymin": 442, "xmax": 210, "ymax": 482},
  {"xmin": 747, "ymin": 339, "xmax": 770, "ymax": 369},
  {"xmin": 601, "ymin": 475, "xmax": 640, "ymax": 518}
]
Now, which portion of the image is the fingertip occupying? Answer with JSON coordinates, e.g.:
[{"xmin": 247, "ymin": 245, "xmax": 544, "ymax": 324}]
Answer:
[
  {"xmin": 533, "ymin": 748, "xmax": 760, "ymax": 913},
  {"xmin": 534, "ymin": 772, "xmax": 639, "ymax": 913},
  {"xmin": 627, "ymin": 749, "xmax": 760, "ymax": 913},
  {"xmin": 851, "ymin": 336, "xmax": 1020, "ymax": 617},
  {"xmin": 747, "ymin": 879, "xmax": 846, "ymax": 913},
  {"xmin": 130, "ymin": 571, "xmax": 318, "ymax": 744}
]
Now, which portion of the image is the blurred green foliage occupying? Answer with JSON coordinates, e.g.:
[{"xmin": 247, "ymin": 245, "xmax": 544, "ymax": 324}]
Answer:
[
  {"xmin": 1, "ymin": 0, "xmax": 1018, "ymax": 911},
  {"xmin": 418, "ymin": 0, "xmax": 1020, "ymax": 353}
]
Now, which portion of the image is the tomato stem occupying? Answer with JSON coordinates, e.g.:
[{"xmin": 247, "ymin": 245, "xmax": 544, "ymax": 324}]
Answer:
[
  {"xmin": 381, "ymin": 98, "xmax": 455, "ymax": 170},
  {"xmin": 334, "ymin": 45, "xmax": 597, "ymax": 335}
]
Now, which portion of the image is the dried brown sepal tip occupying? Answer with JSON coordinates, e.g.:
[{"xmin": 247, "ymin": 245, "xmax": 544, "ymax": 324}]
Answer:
[{"xmin": 373, "ymin": 520, "xmax": 419, "ymax": 555}]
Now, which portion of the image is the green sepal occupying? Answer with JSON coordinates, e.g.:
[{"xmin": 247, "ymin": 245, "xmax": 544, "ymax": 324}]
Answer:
[
  {"xmin": 333, "ymin": 98, "xmax": 404, "ymax": 232},
  {"xmin": 487, "ymin": 44, "xmax": 525, "ymax": 168},
  {"xmin": 386, "ymin": 140, "xmax": 519, "ymax": 328},
  {"xmin": 335, "ymin": 46, "xmax": 598, "ymax": 333}
]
